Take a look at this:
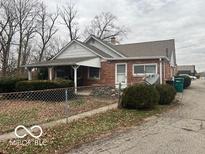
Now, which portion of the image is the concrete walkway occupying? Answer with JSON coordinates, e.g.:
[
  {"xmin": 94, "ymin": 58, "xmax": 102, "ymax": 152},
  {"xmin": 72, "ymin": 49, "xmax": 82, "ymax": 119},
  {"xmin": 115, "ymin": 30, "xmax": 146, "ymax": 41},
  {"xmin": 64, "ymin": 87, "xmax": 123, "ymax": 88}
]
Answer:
[
  {"xmin": 0, "ymin": 103, "xmax": 118, "ymax": 141},
  {"xmin": 69, "ymin": 80, "xmax": 205, "ymax": 154}
]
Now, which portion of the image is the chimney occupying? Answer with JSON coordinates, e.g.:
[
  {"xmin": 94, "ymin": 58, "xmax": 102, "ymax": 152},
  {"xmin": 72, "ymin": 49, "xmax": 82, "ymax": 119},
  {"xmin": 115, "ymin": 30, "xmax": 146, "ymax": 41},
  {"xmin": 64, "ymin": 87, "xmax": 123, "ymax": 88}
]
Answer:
[{"xmin": 111, "ymin": 36, "xmax": 116, "ymax": 45}]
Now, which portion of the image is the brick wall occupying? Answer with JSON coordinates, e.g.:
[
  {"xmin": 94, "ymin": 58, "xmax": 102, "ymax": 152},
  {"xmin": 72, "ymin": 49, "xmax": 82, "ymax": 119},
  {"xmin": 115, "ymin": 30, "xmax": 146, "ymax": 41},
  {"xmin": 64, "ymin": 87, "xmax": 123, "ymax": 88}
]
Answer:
[
  {"xmin": 164, "ymin": 62, "xmax": 175, "ymax": 81},
  {"xmin": 83, "ymin": 59, "xmax": 174, "ymax": 86}
]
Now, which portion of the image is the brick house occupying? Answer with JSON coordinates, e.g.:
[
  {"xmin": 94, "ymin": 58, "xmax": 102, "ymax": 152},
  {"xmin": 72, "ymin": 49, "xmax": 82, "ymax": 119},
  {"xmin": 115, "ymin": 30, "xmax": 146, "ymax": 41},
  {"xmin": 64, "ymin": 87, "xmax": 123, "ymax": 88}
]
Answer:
[{"xmin": 24, "ymin": 35, "xmax": 177, "ymax": 90}]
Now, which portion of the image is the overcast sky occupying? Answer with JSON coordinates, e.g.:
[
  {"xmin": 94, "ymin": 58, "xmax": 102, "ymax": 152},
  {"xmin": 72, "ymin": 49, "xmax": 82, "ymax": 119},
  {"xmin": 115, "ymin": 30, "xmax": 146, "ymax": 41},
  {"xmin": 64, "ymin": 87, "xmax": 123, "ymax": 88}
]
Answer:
[{"xmin": 45, "ymin": 0, "xmax": 205, "ymax": 72}]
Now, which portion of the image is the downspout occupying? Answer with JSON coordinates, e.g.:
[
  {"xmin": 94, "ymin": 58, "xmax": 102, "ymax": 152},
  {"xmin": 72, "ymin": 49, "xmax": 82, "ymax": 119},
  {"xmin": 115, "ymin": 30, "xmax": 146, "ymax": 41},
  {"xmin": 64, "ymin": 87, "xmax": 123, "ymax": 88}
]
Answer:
[{"xmin": 159, "ymin": 58, "xmax": 163, "ymax": 84}]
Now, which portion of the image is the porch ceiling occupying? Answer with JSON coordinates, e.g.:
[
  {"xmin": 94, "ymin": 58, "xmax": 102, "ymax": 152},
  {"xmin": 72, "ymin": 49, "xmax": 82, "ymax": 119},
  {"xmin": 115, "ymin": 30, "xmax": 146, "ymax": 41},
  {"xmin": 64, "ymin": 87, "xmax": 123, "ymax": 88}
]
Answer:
[{"xmin": 22, "ymin": 56, "xmax": 101, "ymax": 68}]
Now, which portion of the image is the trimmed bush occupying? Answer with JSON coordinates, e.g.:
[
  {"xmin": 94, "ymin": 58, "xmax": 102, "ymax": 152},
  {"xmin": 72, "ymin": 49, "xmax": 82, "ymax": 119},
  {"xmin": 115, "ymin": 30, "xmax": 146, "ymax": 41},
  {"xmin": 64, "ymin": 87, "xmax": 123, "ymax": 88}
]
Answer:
[
  {"xmin": 15, "ymin": 79, "xmax": 74, "ymax": 91},
  {"xmin": 121, "ymin": 84, "xmax": 159, "ymax": 109},
  {"xmin": 156, "ymin": 84, "xmax": 176, "ymax": 105},
  {"xmin": 177, "ymin": 75, "xmax": 191, "ymax": 89},
  {"xmin": 0, "ymin": 78, "xmax": 27, "ymax": 93}
]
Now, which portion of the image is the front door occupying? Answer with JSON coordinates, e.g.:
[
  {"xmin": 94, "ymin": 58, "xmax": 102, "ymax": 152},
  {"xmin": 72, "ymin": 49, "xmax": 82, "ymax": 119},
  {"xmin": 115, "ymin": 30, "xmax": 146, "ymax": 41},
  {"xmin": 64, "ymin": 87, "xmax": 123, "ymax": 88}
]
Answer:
[{"xmin": 115, "ymin": 63, "xmax": 127, "ymax": 88}]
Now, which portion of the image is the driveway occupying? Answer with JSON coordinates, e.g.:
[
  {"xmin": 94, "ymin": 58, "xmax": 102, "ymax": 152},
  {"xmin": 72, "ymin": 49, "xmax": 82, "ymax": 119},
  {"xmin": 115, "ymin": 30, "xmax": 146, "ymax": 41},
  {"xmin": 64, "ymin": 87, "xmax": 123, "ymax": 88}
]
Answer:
[{"xmin": 69, "ymin": 80, "xmax": 205, "ymax": 154}]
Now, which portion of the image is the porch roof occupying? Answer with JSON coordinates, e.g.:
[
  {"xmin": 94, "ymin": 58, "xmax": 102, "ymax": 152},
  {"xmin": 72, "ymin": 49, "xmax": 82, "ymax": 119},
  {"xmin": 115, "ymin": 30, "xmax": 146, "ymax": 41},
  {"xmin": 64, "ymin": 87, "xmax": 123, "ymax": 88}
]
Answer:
[{"xmin": 23, "ymin": 56, "xmax": 101, "ymax": 68}]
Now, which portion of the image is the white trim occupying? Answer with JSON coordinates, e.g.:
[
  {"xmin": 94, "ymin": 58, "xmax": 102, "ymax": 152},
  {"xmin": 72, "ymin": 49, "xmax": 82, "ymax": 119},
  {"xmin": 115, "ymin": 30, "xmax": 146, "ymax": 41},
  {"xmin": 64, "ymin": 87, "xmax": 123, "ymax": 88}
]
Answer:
[
  {"xmin": 133, "ymin": 63, "xmax": 158, "ymax": 76},
  {"xmin": 77, "ymin": 57, "xmax": 101, "ymax": 68},
  {"xmin": 88, "ymin": 67, "xmax": 100, "ymax": 80},
  {"xmin": 52, "ymin": 40, "xmax": 104, "ymax": 60},
  {"xmin": 164, "ymin": 62, "xmax": 166, "ymax": 80},
  {"xmin": 48, "ymin": 67, "xmax": 53, "ymax": 81},
  {"xmin": 115, "ymin": 63, "xmax": 127, "ymax": 87},
  {"xmin": 106, "ymin": 56, "xmax": 169, "ymax": 61},
  {"xmin": 159, "ymin": 58, "xmax": 163, "ymax": 84},
  {"xmin": 27, "ymin": 68, "xmax": 32, "ymax": 80},
  {"xmin": 85, "ymin": 35, "xmax": 126, "ymax": 58},
  {"xmin": 72, "ymin": 65, "xmax": 80, "ymax": 94}
]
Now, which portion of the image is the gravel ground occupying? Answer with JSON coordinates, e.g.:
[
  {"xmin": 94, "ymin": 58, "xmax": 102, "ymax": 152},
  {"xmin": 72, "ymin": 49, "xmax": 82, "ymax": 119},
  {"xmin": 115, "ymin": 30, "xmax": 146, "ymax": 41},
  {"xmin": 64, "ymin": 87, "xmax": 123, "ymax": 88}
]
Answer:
[{"xmin": 68, "ymin": 80, "xmax": 205, "ymax": 154}]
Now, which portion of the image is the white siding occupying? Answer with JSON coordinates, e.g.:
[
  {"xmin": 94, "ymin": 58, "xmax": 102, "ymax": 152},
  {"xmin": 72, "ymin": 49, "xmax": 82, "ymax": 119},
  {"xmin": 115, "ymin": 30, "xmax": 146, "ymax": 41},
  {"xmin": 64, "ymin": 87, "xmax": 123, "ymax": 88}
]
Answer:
[
  {"xmin": 56, "ymin": 42, "xmax": 96, "ymax": 59},
  {"xmin": 170, "ymin": 51, "xmax": 175, "ymax": 67},
  {"xmin": 77, "ymin": 57, "xmax": 101, "ymax": 68},
  {"xmin": 87, "ymin": 38, "xmax": 121, "ymax": 58}
]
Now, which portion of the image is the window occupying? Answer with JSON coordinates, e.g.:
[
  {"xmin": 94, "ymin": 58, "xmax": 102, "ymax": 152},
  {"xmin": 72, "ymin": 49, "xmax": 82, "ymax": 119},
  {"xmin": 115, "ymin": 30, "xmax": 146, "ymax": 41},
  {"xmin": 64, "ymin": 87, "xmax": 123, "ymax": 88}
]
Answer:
[
  {"xmin": 134, "ymin": 65, "xmax": 144, "ymax": 74},
  {"xmin": 145, "ymin": 65, "xmax": 156, "ymax": 74},
  {"xmin": 88, "ymin": 67, "xmax": 100, "ymax": 79},
  {"xmin": 133, "ymin": 64, "xmax": 157, "ymax": 75}
]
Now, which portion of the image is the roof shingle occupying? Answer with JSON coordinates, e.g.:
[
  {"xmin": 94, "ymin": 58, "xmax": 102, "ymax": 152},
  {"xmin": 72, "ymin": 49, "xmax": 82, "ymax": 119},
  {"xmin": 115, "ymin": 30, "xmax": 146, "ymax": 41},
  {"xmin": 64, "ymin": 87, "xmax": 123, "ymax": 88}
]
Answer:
[{"xmin": 114, "ymin": 39, "xmax": 175, "ymax": 60}]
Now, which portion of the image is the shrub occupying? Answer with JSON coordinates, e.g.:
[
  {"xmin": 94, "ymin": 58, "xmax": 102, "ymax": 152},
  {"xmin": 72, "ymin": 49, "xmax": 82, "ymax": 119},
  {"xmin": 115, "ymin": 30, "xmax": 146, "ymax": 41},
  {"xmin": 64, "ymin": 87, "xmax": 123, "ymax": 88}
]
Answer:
[
  {"xmin": 177, "ymin": 75, "xmax": 191, "ymax": 89},
  {"xmin": 121, "ymin": 84, "xmax": 159, "ymax": 109},
  {"xmin": 156, "ymin": 84, "xmax": 176, "ymax": 105},
  {"xmin": 0, "ymin": 78, "xmax": 27, "ymax": 93},
  {"xmin": 15, "ymin": 79, "xmax": 74, "ymax": 91}
]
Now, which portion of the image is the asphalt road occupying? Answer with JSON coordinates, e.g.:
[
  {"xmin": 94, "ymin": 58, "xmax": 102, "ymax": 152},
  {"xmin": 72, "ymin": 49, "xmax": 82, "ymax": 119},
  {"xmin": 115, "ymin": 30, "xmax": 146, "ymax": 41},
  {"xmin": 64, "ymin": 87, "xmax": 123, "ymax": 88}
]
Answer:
[{"xmin": 69, "ymin": 80, "xmax": 205, "ymax": 154}]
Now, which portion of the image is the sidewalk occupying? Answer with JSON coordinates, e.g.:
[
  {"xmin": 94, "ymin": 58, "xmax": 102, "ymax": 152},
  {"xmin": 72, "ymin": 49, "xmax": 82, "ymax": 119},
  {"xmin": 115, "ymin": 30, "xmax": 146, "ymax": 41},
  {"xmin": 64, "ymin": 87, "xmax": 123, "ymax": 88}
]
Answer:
[{"xmin": 0, "ymin": 103, "xmax": 118, "ymax": 141}]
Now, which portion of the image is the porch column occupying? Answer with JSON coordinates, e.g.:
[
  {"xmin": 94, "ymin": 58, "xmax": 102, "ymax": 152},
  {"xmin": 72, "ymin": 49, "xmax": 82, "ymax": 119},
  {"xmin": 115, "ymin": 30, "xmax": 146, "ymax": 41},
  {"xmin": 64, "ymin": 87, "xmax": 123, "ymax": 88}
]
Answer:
[
  {"xmin": 27, "ymin": 68, "xmax": 32, "ymax": 81},
  {"xmin": 72, "ymin": 65, "xmax": 80, "ymax": 94},
  {"xmin": 48, "ymin": 67, "xmax": 53, "ymax": 80},
  {"xmin": 159, "ymin": 58, "xmax": 163, "ymax": 84}
]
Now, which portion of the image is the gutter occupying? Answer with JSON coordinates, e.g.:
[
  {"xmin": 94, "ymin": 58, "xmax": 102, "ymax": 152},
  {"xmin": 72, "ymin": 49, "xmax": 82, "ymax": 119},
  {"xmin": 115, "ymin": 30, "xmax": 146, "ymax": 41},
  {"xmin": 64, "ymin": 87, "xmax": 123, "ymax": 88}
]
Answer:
[{"xmin": 105, "ymin": 56, "xmax": 169, "ymax": 61}]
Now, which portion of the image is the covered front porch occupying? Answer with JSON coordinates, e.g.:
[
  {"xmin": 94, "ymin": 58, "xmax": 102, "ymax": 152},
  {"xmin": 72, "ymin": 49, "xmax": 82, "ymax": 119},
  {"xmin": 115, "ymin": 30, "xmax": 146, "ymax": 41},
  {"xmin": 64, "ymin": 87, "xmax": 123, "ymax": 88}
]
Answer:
[{"xmin": 24, "ymin": 57, "xmax": 101, "ymax": 93}]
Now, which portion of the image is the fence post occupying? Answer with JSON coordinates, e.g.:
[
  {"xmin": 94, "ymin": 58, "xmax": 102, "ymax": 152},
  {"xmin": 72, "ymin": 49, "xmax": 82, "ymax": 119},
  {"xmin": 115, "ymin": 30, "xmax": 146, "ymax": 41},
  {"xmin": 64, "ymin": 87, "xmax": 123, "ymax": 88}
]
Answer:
[
  {"xmin": 118, "ymin": 82, "xmax": 122, "ymax": 108},
  {"xmin": 65, "ymin": 88, "xmax": 69, "ymax": 123}
]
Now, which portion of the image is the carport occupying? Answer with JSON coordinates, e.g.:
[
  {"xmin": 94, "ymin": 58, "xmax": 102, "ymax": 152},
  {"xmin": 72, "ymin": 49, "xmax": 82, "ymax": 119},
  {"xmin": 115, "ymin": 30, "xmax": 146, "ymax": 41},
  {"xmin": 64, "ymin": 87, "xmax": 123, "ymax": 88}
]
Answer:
[{"xmin": 23, "ymin": 56, "xmax": 101, "ymax": 93}]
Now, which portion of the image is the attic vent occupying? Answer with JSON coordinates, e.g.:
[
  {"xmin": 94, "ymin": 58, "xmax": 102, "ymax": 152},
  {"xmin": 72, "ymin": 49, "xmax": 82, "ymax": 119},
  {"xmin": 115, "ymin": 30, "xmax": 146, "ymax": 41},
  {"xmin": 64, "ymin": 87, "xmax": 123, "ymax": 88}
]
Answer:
[{"xmin": 166, "ymin": 48, "xmax": 169, "ymax": 57}]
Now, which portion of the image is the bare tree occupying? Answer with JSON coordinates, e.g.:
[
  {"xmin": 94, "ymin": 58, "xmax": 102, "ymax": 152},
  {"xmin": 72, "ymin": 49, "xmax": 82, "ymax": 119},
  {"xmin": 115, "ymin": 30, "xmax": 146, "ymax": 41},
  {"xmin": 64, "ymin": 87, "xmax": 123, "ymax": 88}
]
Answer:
[
  {"xmin": 60, "ymin": 2, "xmax": 79, "ymax": 41},
  {"xmin": 13, "ymin": 0, "xmax": 39, "ymax": 72},
  {"xmin": 84, "ymin": 12, "xmax": 127, "ymax": 41},
  {"xmin": 0, "ymin": 0, "xmax": 17, "ymax": 77},
  {"xmin": 21, "ymin": 20, "xmax": 37, "ymax": 67},
  {"xmin": 36, "ymin": 3, "xmax": 58, "ymax": 62}
]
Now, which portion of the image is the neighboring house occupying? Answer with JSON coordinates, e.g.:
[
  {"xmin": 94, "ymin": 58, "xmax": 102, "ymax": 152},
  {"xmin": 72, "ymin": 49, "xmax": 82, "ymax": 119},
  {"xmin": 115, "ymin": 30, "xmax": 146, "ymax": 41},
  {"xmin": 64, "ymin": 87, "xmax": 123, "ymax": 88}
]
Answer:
[
  {"xmin": 23, "ymin": 35, "xmax": 177, "ymax": 91},
  {"xmin": 177, "ymin": 65, "xmax": 196, "ymax": 76}
]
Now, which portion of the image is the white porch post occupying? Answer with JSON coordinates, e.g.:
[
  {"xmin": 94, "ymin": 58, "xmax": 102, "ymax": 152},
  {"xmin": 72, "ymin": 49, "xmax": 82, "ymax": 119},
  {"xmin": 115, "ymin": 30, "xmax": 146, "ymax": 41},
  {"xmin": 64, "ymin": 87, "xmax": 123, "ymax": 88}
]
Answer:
[
  {"xmin": 27, "ymin": 68, "xmax": 32, "ymax": 81},
  {"xmin": 159, "ymin": 58, "xmax": 163, "ymax": 84},
  {"xmin": 48, "ymin": 67, "xmax": 53, "ymax": 80},
  {"xmin": 72, "ymin": 65, "xmax": 80, "ymax": 94}
]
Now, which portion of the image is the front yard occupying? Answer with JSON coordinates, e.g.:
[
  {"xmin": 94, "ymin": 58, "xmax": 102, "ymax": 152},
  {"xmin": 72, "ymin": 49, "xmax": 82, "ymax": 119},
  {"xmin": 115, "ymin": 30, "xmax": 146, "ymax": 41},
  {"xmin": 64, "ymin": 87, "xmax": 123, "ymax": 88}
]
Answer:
[
  {"xmin": 0, "ymin": 96, "xmax": 117, "ymax": 134},
  {"xmin": 0, "ymin": 105, "xmax": 175, "ymax": 154}
]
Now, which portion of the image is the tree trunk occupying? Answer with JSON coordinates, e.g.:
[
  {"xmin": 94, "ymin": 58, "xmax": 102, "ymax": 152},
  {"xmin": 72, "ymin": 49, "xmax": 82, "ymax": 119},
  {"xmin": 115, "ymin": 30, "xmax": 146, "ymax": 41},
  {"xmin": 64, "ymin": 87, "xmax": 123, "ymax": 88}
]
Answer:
[
  {"xmin": 1, "ymin": 46, "xmax": 10, "ymax": 77},
  {"xmin": 39, "ymin": 45, "xmax": 45, "ymax": 62}
]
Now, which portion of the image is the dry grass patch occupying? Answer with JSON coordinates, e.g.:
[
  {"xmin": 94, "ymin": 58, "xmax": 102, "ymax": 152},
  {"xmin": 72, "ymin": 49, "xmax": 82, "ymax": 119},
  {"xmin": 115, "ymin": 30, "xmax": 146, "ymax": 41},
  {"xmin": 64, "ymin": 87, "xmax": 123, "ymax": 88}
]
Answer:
[
  {"xmin": 0, "ymin": 96, "xmax": 117, "ymax": 134},
  {"xmin": 0, "ymin": 105, "xmax": 168, "ymax": 154}
]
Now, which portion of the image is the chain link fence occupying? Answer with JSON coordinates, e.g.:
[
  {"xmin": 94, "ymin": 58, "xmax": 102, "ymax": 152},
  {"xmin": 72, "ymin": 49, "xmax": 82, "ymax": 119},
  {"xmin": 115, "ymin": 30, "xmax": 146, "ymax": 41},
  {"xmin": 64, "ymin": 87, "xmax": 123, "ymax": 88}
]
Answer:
[{"xmin": 0, "ymin": 84, "xmax": 121, "ymax": 134}]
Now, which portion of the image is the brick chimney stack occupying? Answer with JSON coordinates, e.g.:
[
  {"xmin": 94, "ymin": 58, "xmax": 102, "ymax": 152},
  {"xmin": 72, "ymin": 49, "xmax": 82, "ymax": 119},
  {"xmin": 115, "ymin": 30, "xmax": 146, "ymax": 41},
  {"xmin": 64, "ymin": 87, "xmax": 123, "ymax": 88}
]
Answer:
[{"xmin": 111, "ymin": 36, "xmax": 116, "ymax": 45}]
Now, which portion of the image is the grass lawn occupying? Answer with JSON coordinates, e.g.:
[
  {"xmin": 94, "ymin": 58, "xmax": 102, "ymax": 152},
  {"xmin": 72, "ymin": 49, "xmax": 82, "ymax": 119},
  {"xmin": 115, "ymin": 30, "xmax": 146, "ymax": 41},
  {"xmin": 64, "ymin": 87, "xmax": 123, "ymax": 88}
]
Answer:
[
  {"xmin": 0, "ymin": 96, "xmax": 117, "ymax": 134},
  {"xmin": 0, "ymin": 105, "xmax": 173, "ymax": 154}
]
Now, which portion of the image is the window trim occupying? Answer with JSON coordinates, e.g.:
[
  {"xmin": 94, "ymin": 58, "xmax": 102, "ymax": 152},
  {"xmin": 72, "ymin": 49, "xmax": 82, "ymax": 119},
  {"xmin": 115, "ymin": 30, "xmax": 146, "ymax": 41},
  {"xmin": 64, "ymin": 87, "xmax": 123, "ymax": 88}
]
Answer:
[
  {"xmin": 133, "ymin": 63, "xmax": 158, "ymax": 76},
  {"xmin": 88, "ymin": 67, "xmax": 100, "ymax": 80}
]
